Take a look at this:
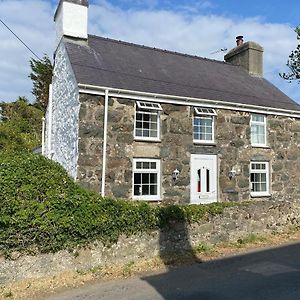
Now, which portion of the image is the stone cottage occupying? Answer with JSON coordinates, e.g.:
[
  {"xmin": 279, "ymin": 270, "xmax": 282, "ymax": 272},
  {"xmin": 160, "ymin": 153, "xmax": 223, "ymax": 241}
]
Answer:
[{"xmin": 45, "ymin": 0, "xmax": 300, "ymax": 204}]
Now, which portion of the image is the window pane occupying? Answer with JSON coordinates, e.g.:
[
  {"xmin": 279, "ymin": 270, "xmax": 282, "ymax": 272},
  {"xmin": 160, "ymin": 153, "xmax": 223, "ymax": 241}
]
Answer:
[
  {"xmin": 136, "ymin": 162, "xmax": 142, "ymax": 169},
  {"xmin": 143, "ymin": 162, "xmax": 150, "ymax": 169},
  {"xmin": 150, "ymin": 162, "xmax": 156, "ymax": 169},
  {"xmin": 197, "ymin": 169, "xmax": 201, "ymax": 192},
  {"xmin": 150, "ymin": 173, "xmax": 157, "ymax": 183},
  {"xmin": 206, "ymin": 169, "xmax": 210, "ymax": 192},
  {"xmin": 143, "ymin": 122, "xmax": 150, "ymax": 130},
  {"xmin": 142, "ymin": 185, "xmax": 149, "ymax": 195},
  {"xmin": 205, "ymin": 134, "xmax": 212, "ymax": 141},
  {"xmin": 150, "ymin": 122, "xmax": 158, "ymax": 130},
  {"xmin": 206, "ymin": 127, "xmax": 212, "ymax": 134},
  {"xmin": 143, "ymin": 114, "xmax": 150, "ymax": 122},
  {"xmin": 150, "ymin": 185, "xmax": 157, "ymax": 195},
  {"xmin": 194, "ymin": 118, "xmax": 200, "ymax": 126},
  {"xmin": 136, "ymin": 122, "xmax": 143, "ymax": 129},
  {"xmin": 134, "ymin": 173, "xmax": 141, "ymax": 184},
  {"xmin": 136, "ymin": 113, "xmax": 143, "ymax": 120},
  {"xmin": 136, "ymin": 129, "xmax": 143, "ymax": 137},
  {"xmin": 142, "ymin": 173, "xmax": 150, "ymax": 183},
  {"xmin": 150, "ymin": 130, "xmax": 157, "ymax": 137},
  {"xmin": 149, "ymin": 114, "xmax": 157, "ymax": 122},
  {"xmin": 253, "ymin": 182, "xmax": 260, "ymax": 192},
  {"xmin": 134, "ymin": 185, "xmax": 141, "ymax": 196},
  {"xmin": 252, "ymin": 114, "xmax": 265, "ymax": 122},
  {"xmin": 143, "ymin": 129, "xmax": 150, "ymax": 137}
]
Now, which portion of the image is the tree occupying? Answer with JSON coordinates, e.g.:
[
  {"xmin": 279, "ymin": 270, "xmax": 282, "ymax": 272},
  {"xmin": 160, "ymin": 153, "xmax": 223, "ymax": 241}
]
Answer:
[
  {"xmin": 0, "ymin": 97, "xmax": 44, "ymax": 152},
  {"xmin": 281, "ymin": 27, "xmax": 300, "ymax": 82},
  {"xmin": 29, "ymin": 55, "xmax": 53, "ymax": 110}
]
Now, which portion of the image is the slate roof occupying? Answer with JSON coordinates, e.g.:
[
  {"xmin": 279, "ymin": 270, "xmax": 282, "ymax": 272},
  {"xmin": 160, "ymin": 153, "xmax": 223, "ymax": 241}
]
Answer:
[{"xmin": 64, "ymin": 35, "xmax": 300, "ymax": 112}]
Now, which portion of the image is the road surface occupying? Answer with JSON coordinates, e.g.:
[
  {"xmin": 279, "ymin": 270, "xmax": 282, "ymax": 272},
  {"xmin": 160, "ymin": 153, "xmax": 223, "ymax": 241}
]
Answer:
[{"xmin": 45, "ymin": 241, "xmax": 300, "ymax": 300}]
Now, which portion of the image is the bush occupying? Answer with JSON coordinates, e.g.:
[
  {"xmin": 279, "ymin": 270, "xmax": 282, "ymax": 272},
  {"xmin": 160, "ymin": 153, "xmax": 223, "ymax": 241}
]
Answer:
[{"xmin": 0, "ymin": 152, "xmax": 238, "ymax": 256}]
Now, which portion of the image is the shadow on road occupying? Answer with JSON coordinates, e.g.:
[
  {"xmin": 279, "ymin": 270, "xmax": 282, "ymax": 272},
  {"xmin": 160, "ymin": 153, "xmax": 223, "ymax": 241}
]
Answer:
[{"xmin": 142, "ymin": 230, "xmax": 300, "ymax": 300}]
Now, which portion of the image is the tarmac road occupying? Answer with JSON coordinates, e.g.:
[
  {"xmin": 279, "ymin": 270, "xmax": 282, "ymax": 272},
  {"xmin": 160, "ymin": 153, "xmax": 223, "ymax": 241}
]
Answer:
[{"xmin": 45, "ymin": 241, "xmax": 300, "ymax": 300}]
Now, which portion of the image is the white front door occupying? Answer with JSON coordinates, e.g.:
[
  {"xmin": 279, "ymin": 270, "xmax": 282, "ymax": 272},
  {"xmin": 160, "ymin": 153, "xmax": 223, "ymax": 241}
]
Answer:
[{"xmin": 190, "ymin": 154, "xmax": 218, "ymax": 204}]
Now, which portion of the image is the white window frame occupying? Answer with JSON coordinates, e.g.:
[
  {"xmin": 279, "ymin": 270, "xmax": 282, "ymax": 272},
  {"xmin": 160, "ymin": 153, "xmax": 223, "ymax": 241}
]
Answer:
[
  {"xmin": 250, "ymin": 114, "xmax": 267, "ymax": 147},
  {"xmin": 194, "ymin": 107, "xmax": 217, "ymax": 116},
  {"xmin": 134, "ymin": 102, "xmax": 161, "ymax": 141},
  {"xmin": 193, "ymin": 108, "xmax": 216, "ymax": 144},
  {"xmin": 136, "ymin": 101, "xmax": 162, "ymax": 111},
  {"xmin": 250, "ymin": 161, "xmax": 270, "ymax": 197},
  {"xmin": 132, "ymin": 158, "xmax": 161, "ymax": 201}
]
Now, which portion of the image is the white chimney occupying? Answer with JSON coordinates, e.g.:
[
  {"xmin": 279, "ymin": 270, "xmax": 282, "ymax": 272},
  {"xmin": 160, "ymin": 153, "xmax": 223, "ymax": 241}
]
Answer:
[{"xmin": 54, "ymin": 0, "xmax": 88, "ymax": 47}]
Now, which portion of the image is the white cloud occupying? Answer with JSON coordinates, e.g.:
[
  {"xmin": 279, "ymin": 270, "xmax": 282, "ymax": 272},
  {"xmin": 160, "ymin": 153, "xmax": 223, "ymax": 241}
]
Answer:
[
  {"xmin": 0, "ymin": 0, "xmax": 54, "ymax": 102},
  {"xmin": 0, "ymin": 0, "xmax": 299, "ymax": 103}
]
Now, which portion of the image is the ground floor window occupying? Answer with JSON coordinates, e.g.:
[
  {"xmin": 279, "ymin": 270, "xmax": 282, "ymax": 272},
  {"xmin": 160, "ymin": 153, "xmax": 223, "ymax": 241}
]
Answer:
[
  {"xmin": 250, "ymin": 161, "xmax": 270, "ymax": 197},
  {"xmin": 133, "ymin": 159, "xmax": 160, "ymax": 200}
]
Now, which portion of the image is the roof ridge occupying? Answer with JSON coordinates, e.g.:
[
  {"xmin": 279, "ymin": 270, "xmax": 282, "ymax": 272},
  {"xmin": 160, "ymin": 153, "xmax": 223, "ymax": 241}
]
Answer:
[{"xmin": 88, "ymin": 34, "xmax": 232, "ymax": 66}]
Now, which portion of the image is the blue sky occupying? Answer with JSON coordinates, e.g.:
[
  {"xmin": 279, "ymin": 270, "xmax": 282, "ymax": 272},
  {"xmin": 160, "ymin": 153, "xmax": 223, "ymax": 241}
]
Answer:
[
  {"xmin": 0, "ymin": 0, "xmax": 299, "ymax": 103},
  {"xmin": 97, "ymin": 0, "xmax": 299, "ymax": 26}
]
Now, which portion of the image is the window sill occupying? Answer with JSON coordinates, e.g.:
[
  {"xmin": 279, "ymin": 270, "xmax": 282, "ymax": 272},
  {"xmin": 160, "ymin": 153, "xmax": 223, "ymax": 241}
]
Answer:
[
  {"xmin": 193, "ymin": 140, "xmax": 216, "ymax": 146},
  {"xmin": 133, "ymin": 197, "xmax": 161, "ymax": 201},
  {"xmin": 134, "ymin": 137, "xmax": 161, "ymax": 143},
  {"xmin": 250, "ymin": 193, "xmax": 271, "ymax": 198},
  {"xmin": 251, "ymin": 144, "xmax": 270, "ymax": 149}
]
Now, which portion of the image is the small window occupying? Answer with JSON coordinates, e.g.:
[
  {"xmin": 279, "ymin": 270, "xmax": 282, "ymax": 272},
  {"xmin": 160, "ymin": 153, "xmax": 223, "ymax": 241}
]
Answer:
[
  {"xmin": 251, "ymin": 114, "xmax": 267, "ymax": 147},
  {"xmin": 250, "ymin": 161, "xmax": 270, "ymax": 197},
  {"xmin": 193, "ymin": 108, "xmax": 215, "ymax": 143},
  {"xmin": 135, "ymin": 102, "xmax": 161, "ymax": 141},
  {"xmin": 136, "ymin": 101, "xmax": 162, "ymax": 111},
  {"xmin": 133, "ymin": 159, "xmax": 160, "ymax": 201},
  {"xmin": 194, "ymin": 107, "xmax": 217, "ymax": 116}
]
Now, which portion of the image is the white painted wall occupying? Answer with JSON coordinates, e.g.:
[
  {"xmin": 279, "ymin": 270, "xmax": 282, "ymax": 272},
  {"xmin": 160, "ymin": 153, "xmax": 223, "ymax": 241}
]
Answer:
[
  {"xmin": 55, "ymin": 1, "xmax": 88, "ymax": 47},
  {"xmin": 45, "ymin": 42, "xmax": 80, "ymax": 178}
]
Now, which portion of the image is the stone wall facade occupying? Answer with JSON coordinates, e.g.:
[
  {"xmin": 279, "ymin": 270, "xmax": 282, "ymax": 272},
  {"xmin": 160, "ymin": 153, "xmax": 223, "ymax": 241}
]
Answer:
[
  {"xmin": 77, "ymin": 93, "xmax": 300, "ymax": 203},
  {"xmin": 1, "ymin": 200, "xmax": 300, "ymax": 284}
]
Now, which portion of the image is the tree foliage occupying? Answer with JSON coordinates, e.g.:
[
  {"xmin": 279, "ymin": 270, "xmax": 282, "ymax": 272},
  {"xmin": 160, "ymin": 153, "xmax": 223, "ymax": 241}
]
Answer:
[
  {"xmin": 29, "ymin": 55, "xmax": 53, "ymax": 110},
  {"xmin": 0, "ymin": 98, "xmax": 44, "ymax": 152},
  {"xmin": 281, "ymin": 27, "xmax": 300, "ymax": 82}
]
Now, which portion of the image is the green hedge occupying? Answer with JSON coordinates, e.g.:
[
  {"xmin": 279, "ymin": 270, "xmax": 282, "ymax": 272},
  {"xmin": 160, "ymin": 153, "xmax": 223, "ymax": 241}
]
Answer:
[{"xmin": 0, "ymin": 152, "xmax": 238, "ymax": 256}]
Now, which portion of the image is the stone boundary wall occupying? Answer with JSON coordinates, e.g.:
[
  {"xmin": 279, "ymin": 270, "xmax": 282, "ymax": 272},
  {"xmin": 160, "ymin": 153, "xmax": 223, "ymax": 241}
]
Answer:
[{"xmin": 1, "ymin": 200, "xmax": 300, "ymax": 284}]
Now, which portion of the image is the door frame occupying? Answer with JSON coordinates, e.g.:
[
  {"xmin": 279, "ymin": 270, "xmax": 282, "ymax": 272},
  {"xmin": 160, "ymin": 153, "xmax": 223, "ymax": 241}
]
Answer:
[{"xmin": 190, "ymin": 154, "xmax": 219, "ymax": 204}]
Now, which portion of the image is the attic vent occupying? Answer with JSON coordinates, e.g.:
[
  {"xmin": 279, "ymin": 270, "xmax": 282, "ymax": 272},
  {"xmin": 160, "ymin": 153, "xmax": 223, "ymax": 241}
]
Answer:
[
  {"xmin": 194, "ymin": 107, "xmax": 217, "ymax": 116},
  {"xmin": 137, "ymin": 101, "xmax": 162, "ymax": 111}
]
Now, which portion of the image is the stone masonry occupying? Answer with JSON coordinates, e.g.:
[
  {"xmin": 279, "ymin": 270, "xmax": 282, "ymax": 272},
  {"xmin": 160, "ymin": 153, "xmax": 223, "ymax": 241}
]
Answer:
[
  {"xmin": 1, "ymin": 200, "xmax": 300, "ymax": 284},
  {"xmin": 77, "ymin": 93, "xmax": 300, "ymax": 203}
]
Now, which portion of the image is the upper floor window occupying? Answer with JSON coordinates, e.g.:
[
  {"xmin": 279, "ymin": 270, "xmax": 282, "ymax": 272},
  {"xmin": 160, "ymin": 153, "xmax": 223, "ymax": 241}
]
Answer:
[
  {"xmin": 251, "ymin": 114, "xmax": 267, "ymax": 147},
  {"xmin": 250, "ymin": 161, "xmax": 270, "ymax": 197},
  {"xmin": 134, "ymin": 101, "xmax": 162, "ymax": 141},
  {"xmin": 193, "ymin": 107, "xmax": 216, "ymax": 144}
]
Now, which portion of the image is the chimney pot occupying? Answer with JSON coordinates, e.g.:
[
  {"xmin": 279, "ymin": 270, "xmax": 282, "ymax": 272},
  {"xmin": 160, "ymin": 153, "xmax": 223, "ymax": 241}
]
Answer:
[{"xmin": 236, "ymin": 35, "xmax": 244, "ymax": 47}]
